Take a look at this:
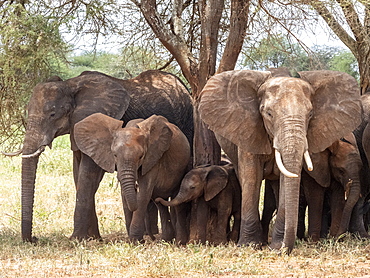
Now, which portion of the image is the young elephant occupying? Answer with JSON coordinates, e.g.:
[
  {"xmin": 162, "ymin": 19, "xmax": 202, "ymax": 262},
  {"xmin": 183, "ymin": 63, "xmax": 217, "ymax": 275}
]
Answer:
[
  {"xmin": 156, "ymin": 163, "xmax": 241, "ymax": 245},
  {"xmin": 74, "ymin": 113, "xmax": 191, "ymax": 242}
]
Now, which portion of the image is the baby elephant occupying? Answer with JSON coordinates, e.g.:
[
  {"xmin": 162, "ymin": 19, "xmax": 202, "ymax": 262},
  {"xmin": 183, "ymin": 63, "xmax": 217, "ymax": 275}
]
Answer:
[
  {"xmin": 74, "ymin": 113, "xmax": 191, "ymax": 242},
  {"xmin": 156, "ymin": 163, "xmax": 241, "ymax": 245}
]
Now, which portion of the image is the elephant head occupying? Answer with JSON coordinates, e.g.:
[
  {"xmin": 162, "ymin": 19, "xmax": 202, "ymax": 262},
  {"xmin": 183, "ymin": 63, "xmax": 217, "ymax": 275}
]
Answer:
[
  {"xmin": 74, "ymin": 113, "xmax": 174, "ymax": 212},
  {"xmin": 199, "ymin": 70, "xmax": 362, "ymax": 251},
  {"xmin": 20, "ymin": 74, "xmax": 130, "ymax": 242},
  {"xmin": 156, "ymin": 164, "xmax": 229, "ymax": 206}
]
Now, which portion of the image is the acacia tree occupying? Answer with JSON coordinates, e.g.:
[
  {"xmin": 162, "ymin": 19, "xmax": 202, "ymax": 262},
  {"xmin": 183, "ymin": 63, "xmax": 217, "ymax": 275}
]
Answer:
[
  {"xmin": 259, "ymin": 0, "xmax": 370, "ymax": 94},
  {"xmin": 308, "ymin": 0, "xmax": 370, "ymax": 94},
  {"xmin": 132, "ymin": 0, "xmax": 251, "ymax": 166}
]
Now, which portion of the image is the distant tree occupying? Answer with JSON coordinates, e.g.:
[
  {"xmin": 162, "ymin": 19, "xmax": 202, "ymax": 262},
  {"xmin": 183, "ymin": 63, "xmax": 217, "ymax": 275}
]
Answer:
[
  {"xmin": 242, "ymin": 34, "xmax": 359, "ymax": 80},
  {"xmin": 0, "ymin": 3, "xmax": 68, "ymax": 147},
  {"xmin": 329, "ymin": 50, "xmax": 358, "ymax": 80}
]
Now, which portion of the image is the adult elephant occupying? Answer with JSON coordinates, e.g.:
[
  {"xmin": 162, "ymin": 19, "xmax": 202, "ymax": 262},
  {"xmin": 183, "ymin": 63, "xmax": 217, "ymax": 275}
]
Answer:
[
  {"xmin": 198, "ymin": 70, "xmax": 362, "ymax": 253},
  {"xmin": 17, "ymin": 70, "xmax": 193, "ymax": 242},
  {"xmin": 74, "ymin": 113, "xmax": 191, "ymax": 242}
]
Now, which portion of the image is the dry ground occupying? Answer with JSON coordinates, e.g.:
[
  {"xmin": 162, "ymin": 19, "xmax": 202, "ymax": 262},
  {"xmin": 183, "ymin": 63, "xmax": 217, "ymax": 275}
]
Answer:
[{"xmin": 1, "ymin": 135, "xmax": 370, "ymax": 277}]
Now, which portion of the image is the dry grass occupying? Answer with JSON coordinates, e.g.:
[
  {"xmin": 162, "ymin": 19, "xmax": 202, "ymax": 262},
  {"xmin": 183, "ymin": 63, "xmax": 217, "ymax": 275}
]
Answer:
[{"xmin": 1, "ymin": 135, "xmax": 370, "ymax": 277}]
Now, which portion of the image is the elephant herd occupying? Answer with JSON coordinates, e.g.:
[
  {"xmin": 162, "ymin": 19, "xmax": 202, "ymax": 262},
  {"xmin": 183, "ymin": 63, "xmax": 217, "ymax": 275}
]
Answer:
[{"xmin": 6, "ymin": 68, "xmax": 370, "ymax": 254}]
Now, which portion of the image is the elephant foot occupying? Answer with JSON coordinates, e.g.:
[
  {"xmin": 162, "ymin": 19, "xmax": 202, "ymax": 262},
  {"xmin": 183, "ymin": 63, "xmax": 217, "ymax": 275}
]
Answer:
[
  {"xmin": 69, "ymin": 232, "xmax": 102, "ymax": 242},
  {"xmin": 128, "ymin": 236, "xmax": 145, "ymax": 244},
  {"xmin": 268, "ymin": 242, "xmax": 291, "ymax": 255},
  {"xmin": 237, "ymin": 238, "xmax": 262, "ymax": 250},
  {"xmin": 23, "ymin": 236, "xmax": 38, "ymax": 244}
]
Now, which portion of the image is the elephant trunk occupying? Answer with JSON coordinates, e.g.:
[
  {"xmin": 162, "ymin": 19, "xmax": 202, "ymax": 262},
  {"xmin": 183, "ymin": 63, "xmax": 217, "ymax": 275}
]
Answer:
[
  {"xmin": 155, "ymin": 196, "xmax": 183, "ymax": 207},
  {"xmin": 275, "ymin": 117, "xmax": 307, "ymax": 253},
  {"xmin": 337, "ymin": 178, "xmax": 361, "ymax": 236},
  {"xmin": 21, "ymin": 131, "xmax": 43, "ymax": 242},
  {"xmin": 118, "ymin": 164, "xmax": 138, "ymax": 212}
]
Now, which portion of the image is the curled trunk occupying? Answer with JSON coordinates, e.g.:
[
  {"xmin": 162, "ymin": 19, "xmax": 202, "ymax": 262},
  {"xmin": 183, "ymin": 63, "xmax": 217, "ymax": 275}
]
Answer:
[{"xmin": 155, "ymin": 197, "xmax": 182, "ymax": 207}]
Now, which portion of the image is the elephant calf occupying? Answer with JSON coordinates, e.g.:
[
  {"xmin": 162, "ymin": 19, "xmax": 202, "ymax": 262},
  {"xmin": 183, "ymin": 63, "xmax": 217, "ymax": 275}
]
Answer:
[
  {"xmin": 74, "ymin": 113, "xmax": 191, "ymax": 242},
  {"xmin": 156, "ymin": 162, "xmax": 241, "ymax": 245}
]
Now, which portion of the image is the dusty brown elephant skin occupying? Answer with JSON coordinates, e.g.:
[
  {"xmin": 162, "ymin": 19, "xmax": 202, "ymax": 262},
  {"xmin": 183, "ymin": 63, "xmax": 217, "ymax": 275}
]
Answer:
[
  {"xmin": 198, "ymin": 70, "xmax": 362, "ymax": 253},
  {"xmin": 156, "ymin": 163, "xmax": 241, "ymax": 245},
  {"xmin": 74, "ymin": 113, "xmax": 191, "ymax": 242},
  {"xmin": 352, "ymin": 93, "xmax": 370, "ymax": 236},
  {"xmin": 301, "ymin": 134, "xmax": 363, "ymax": 241},
  {"xmin": 17, "ymin": 70, "xmax": 193, "ymax": 242},
  {"xmin": 262, "ymin": 135, "xmax": 363, "ymax": 243}
]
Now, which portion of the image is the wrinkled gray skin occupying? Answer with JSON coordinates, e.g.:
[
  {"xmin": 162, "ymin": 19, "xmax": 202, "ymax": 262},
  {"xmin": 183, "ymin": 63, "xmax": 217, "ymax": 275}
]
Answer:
[
  {"xmin": 19, "ymin": 70, "xmax": 193, "ymax": 242},
  {"xmin": 262, "ymin": 135, "xmax": 363, "ymax": 243},
  {"xmin": 301, "ymin": 134, "xmax": 363, "ymax": 240},
  {"xmin": 74, "ymin": 113, "xmax": 191, "ymax": 242},
  {"xmin": 156, "ymin": 163, "xmax": 241, "ymax": 245},
  {"xmin": 352, "ymin": 93, "xmax": 370, "ymax": 236},
  {"xmin": 198, "ymin": 70, "xmax": 362, "ymax": 253}
]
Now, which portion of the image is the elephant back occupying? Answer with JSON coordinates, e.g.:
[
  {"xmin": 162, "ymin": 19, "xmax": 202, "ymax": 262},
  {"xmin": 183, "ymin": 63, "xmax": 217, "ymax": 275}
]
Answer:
[{"xmin": 121, "ymin": 70, "xmax": 194, "ymax": 149}]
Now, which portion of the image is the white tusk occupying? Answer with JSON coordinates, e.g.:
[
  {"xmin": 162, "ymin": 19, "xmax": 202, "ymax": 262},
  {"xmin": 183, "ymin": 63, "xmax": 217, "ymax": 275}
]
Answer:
[
  {"xmin": 22, "ymin": 146, "xmax": 45, "ymax": 158},
  {"xmin": 275, "ymin": 149, "xmax": 299, "ymax": 178},
  {"xmin": 2, "ymin": 149, "xmax": 22, "ymax": 156},
  {"xmin": 304, "ymin": 150, "xmax": 313, "ymax": 171}
]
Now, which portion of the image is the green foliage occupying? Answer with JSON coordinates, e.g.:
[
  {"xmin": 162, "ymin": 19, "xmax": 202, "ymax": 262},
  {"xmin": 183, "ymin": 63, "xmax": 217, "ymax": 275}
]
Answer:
[
  {"xmin": 0, "ymin": 3, "xmax": 69, "ymax": 148},
  {"xmin": 329, "ymin": 50, "xmax": 358, "ymax": 80},
  {"xmin": 242, "ymin": 36, "xmax": 359, "ymax": 79},
  {"xmin": 61, "ymin": 46, "xmax": 181, "ymax": 80}
]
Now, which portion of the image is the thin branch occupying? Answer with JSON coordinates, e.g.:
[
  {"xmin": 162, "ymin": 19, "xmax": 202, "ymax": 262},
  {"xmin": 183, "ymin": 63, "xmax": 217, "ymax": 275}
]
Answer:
[{"xmin": 336, "ymin": 0, "xmax": 365, "ymax": 42}]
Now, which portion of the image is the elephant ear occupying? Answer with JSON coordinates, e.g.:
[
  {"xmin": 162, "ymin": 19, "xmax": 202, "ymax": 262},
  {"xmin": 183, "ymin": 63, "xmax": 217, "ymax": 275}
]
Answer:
[
  {"xmin": 68, "ymin": 73, "xmax": 131, "ymax": 151},
  {"xmin": 199, "ymin": 70, "xmax": 272, "ymax": 154},
  {"xmin": 74, "ymin": 113, "xmax": 124, "ymax": 173},
  {"xmin": 138, "ymin": 115, "xmax": 173, "ymax": 175},
  {"xmin": 304, "ymin": 150, "xmax": 331, "ymax": 188},
  {"xmin": 299, "ymin": 70, "xmax": 362, "ymax": 153},
  {"xmin": 204, "ymin": 166, "xmax": 229, "ymax": 201}
]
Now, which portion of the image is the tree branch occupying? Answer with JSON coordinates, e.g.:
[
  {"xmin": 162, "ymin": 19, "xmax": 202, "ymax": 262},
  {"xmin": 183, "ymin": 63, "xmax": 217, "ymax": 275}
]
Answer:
[
  {"xmin": 217, "ymin": 0, "xmax": 250, "ymax": 73},
  {"xmin": 138, "ymin": 0, "xmax": 199, "ymax": 92},
  {"xmin": 198, "ymin": 0, "xmax": 224, "ymax": 89},
  {"xmin": 337, "ymin": 0, "xmax": 365, "ymax": 43},
  {"xmin": 309, "ymin": 0, "xmax": 357, "ymax": 53}
]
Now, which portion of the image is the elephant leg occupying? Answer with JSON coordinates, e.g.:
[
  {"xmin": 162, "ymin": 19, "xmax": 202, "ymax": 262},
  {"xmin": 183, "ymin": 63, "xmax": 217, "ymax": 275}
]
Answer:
[
  {"xmin": 301, "ymin": 171, "xmax": 325, "ymax": 242},
  {"xmin": 144, "ymin": 200, "xmax": 158, "ymax": 240},
  {"xmin": 261, "ymin": 179, "xmax": 278, "ymax": 245},
  {"xmin": 349, "ymin": 197, "xmax": 370, "ymax": 237},
  {"xmin": 229, "ymin": 209, "xmax": 241, "ymax": 243},
  {"xmin": 129, "ymin": 186, "xmax": 153, "ymax": 242},
  {"xmin": 297, "ymin": 184, "xmax": 307, "ymax": 240},
  {"xmin": 196, "ymin": 197, "xmax": 210, "ymax": 244},
  {"xmin": 174, "ymin": 202, "xmax": 190, "ymax": 244},
  {"xmin": 270, "ymin": 176, "xmax": 286, "ymax": 248},
  {"xmin": 157, "ymin": 203, "xmax": 175, "ymax": 241},
  {"xmin": 214, "ymin": 205, "xmax": 232, "ymax": 245},
  {"xmin": 122, "ymin": 197, "xmax": 133, "ymax": 236},
  {"xmin": 237, "ymin": 151, "xmax": 264, "ymax": 247},
  {"xmin": 71, "ymin": 153, "xmax": 104, "ymax": 240},
  {"xmin": 329, "ymin": 180, "xmax": 345, "ymax": 237},
  {"xmin": 72, "ymin": 151, "xmax": 81, "ymax": 187}
]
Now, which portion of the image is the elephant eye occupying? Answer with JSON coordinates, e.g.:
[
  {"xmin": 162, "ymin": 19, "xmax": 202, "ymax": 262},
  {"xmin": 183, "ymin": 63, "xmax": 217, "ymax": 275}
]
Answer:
[
  {"xmin": 50, "ymin": 112, "xmax": 56, "ymax": 117},
  {"xmin": 265, "ymin": 110, "xmax": 273, "ymax": 118}
]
